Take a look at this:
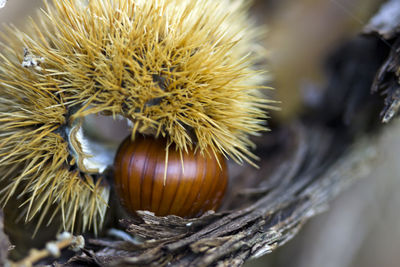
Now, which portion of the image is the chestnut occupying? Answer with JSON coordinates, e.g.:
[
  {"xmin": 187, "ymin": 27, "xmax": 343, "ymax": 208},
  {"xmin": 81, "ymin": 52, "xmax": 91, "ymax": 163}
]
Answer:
[{"xmin": 114, "ymin": 135, "xmax": 228, "ymax": 217}]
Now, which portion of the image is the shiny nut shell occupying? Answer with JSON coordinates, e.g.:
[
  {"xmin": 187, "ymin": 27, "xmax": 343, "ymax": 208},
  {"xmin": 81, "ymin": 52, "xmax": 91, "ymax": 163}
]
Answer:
[{"xmin": 114, "ymin": 135, "xmax": 228, "ymax": 217}]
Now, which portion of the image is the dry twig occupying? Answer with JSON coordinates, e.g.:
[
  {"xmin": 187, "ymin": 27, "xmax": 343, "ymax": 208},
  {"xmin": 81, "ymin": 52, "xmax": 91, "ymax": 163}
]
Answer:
[{"xmin": 9, "ymin": 232, "xmax": 84, "ymax": 267}]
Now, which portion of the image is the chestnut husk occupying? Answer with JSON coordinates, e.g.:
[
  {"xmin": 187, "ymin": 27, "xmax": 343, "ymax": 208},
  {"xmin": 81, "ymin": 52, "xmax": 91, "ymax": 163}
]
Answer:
[{"xmin": 2, "ymin": 1, "xmax": 399, "ymax": 267}]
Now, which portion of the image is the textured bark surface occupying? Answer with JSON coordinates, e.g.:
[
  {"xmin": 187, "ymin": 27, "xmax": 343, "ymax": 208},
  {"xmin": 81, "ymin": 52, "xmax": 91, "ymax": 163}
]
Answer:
[
  {"xmin": 366, "ymin": 0, "xmax": 400, "ymax": 123},
  {"xmin": 59, "ymin": 123, "xmax": 378, "ymax": 267}
]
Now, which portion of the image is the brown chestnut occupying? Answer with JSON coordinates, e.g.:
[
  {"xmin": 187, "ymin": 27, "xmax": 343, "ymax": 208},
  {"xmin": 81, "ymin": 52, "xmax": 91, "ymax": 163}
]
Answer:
[{"xmin": 114, "ymin": 135, "xmax": 228, "ymax": 217}]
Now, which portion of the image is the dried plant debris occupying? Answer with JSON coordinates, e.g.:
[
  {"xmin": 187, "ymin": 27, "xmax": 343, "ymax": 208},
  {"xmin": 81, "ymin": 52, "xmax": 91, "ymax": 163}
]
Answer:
[
  {"xmin": 53, "ymin": 122, "xmax": 377, "ymax": 267},
  {"xmin": 371, "ymin": 37, "xmax": 400, "ymax": 123},
  {"xmin": 8, "ymin": 232, "xmax": 84, "ymax": 267},
  {"xmin": 364, "ymin": 0, "xmax": 400, "ymax": 123},
  {"xmin": 21, "ymin": 48, "xmax": 45, "ymax": 71},
  {"xmin": 364, "ymin": 0, "xmax": 400, "ymax": 39}
]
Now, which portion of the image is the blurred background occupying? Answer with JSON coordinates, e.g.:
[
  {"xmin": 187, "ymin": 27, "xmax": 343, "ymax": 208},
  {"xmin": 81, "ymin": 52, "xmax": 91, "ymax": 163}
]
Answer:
[{"xmin": 2, "ymin": 0, "xmax": 399, "ymax": 266}]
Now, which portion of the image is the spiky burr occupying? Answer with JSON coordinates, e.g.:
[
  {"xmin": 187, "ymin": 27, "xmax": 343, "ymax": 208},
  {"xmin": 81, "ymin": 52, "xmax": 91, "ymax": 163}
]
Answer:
[{"xmin": 0, "ymin": 0, "xmax": 272, "ymax": 233}]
